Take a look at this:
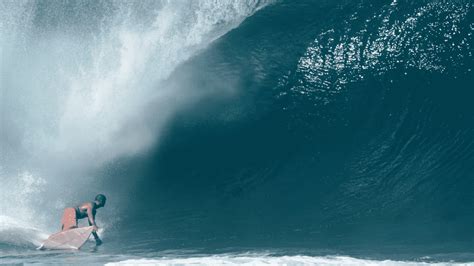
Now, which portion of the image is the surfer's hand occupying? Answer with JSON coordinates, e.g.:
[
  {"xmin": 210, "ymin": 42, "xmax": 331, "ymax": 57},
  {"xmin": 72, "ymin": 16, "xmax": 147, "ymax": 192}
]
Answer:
[
  {"xmin": 95, "ymin": 238, "xmax": 103, "ymax": 246},
  {"xmin": 92, "ymin": 225, "xmax": 99, "ymax": 232}
]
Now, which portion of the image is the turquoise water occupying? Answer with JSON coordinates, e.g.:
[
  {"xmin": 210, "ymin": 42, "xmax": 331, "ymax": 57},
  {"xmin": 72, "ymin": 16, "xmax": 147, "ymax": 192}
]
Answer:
[{"xmin": 1, "ymin": 0, "xmax": 473, "ymax": 264}]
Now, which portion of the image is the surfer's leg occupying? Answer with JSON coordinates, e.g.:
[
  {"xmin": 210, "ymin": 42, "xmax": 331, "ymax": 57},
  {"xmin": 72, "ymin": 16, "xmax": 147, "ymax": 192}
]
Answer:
[{"xmin": 61, "ymin": 208, "xmax": 78, "ymax": 231}]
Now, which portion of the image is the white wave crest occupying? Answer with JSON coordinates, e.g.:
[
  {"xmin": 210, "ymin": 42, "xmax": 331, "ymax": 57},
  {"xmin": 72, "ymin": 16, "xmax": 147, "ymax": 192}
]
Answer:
[
  {"xmin": 0, "ymin": 215, "xmax": 48, "ymax": 247},
  {"xmin": 106, "ymin": 255, "xmax": 474, "ymax": 266}
]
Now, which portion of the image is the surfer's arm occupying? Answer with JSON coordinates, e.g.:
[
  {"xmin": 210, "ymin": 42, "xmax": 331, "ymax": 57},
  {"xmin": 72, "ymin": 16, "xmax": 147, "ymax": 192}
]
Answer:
[
  {"xmin": 86, "ymin": 203, "xmax": 97, "ymax": 226},
  {"xmin": 87, "ymin": 212, "xmax": 103, "ymax": 245},
  {"xmin": 88, "ymin": 218, "xmax": 99, "ymax": 231},
  {"xmin": 92, "ymin": 231, "xmax": 101, "ymax": 241},
  {"xmin": 89, "ymin": 222, "xmax": 102, "ymax": 245},
  {"xmin": 90, "ymin": 229, "xmax": 102, "ymax": 245}
]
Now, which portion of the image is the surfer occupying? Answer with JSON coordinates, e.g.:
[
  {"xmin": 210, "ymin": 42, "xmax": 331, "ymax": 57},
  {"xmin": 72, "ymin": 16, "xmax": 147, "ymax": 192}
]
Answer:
[{"xmin": 60, "ymin": 194, "xmax": 107, "ymax": 246}]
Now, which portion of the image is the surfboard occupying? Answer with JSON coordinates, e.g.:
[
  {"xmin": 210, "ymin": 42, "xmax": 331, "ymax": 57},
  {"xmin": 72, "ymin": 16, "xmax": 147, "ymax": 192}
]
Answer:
[{"xmin": 37, "ymin": 226, "xmax": 94, "ymax": 250}]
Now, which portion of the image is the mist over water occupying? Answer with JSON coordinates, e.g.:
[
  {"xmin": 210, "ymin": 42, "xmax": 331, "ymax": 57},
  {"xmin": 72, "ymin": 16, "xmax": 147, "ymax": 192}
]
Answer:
[{"xmin": 0, "ymin": 0, "xmax": 269, "ymax": 243}]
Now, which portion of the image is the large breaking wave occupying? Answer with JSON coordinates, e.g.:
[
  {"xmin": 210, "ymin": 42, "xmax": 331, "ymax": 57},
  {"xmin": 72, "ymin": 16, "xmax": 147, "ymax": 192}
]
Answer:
[
  {"xmin": 1, "ymin": 0, "xmax": 474, "ymax": 263},
  {"xmin": 0, "ymin": 0, "xmax": 270, "ymax": 246},
  {"xmin": 117, "ymin": 0, "xmax": 474, "ymax": 254}
]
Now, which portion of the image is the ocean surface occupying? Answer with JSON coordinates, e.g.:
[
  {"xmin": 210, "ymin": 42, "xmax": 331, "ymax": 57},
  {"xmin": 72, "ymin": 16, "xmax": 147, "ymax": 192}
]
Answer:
[{"xmin": 1, "ymin": 0, "xmax": 474, "ymax": 265}]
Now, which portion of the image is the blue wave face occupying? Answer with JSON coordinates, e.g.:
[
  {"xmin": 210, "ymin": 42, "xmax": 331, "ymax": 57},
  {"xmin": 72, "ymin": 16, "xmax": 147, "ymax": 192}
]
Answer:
[{"xmin": 114, "ymin": 0, "xmax": 474, "ymax": 254}]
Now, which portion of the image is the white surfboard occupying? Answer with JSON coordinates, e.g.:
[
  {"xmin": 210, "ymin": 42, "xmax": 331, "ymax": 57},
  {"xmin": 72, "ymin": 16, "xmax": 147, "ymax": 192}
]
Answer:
[{"xmin": 38, "ymin": 226, "xmax": 94, "ymax": 250}]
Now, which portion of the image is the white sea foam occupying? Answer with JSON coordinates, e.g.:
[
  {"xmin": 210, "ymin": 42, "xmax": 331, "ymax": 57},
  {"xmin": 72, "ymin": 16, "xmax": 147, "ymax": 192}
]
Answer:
[
  {"xmin": 0, "ymin": 171, "xmax": 49, "ymax": 246},
  {"xmin": 106, "ymin": 255, "xmax": 474, "ymax": 266},
  {"xmin": 0, "ymin": 215, "xmax": 48, "ymax": 247}
]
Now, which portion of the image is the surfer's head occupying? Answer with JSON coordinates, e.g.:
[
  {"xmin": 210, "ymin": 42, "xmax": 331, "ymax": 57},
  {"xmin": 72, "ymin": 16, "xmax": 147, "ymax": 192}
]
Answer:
[{"xmin": 95, "ymin": 194, "xmax": 107, "ymax": 208}]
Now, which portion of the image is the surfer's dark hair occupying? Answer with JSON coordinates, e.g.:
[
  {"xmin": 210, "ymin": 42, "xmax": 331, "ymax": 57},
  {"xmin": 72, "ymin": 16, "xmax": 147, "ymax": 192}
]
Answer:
[{"xmin": 95, "ymin": 194, "xmax": 107, "ymax": 205}]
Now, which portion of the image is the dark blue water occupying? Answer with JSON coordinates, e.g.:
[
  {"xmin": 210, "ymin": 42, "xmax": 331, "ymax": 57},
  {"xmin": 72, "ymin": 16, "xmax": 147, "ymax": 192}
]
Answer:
[{"xmin": 1, "ymin": 0, "xmax": 473, "ymax": 264}]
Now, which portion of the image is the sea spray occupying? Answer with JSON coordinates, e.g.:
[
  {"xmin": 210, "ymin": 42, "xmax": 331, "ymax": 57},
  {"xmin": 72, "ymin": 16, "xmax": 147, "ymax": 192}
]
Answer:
[{"xmin": 0, "ymin": 0, "xmax": 270, "ymax": 239}]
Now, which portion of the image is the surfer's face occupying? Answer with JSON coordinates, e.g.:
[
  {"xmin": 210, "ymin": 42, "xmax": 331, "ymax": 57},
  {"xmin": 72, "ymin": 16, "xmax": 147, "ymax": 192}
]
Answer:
[{"xmin": 97, "ymin": 200, "xmax": 106, "ymax": 208}]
